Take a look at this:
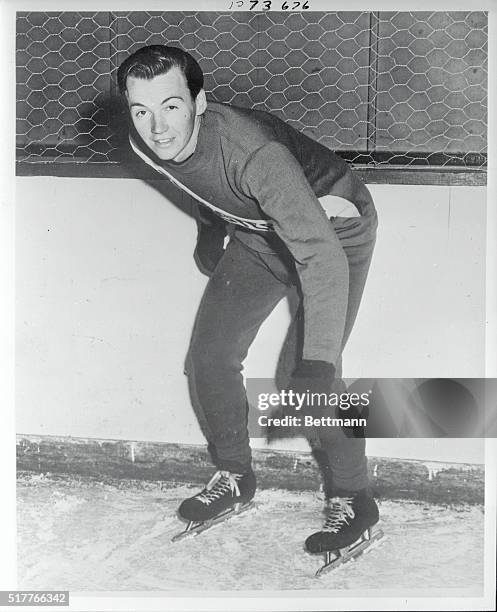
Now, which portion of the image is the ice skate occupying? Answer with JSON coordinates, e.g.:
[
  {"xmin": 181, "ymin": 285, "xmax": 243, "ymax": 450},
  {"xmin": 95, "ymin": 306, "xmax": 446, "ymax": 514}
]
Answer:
[
  {"xmin": 172, "ymin": 469, "xmax": 256, "ymax": 542},
  {"xmin": 305, "ymin": 489, "xmax": 384, "ymax": 576}
]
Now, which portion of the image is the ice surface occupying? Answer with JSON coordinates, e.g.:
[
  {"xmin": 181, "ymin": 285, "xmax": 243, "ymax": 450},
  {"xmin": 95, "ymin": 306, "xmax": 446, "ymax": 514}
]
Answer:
[{"xmin": 17, "ymin": 472, "xmax": 484, "ymax": 593}]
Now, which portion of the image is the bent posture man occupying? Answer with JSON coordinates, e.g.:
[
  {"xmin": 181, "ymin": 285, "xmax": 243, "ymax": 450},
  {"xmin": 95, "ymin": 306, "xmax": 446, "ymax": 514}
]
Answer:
[{"xmin": 117, "ymin": 45, "xmax": 379, "ymax": 556}]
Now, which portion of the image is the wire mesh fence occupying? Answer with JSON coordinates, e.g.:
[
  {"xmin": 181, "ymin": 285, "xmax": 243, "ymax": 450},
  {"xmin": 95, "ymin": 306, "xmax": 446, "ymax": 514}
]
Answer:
[{"xmin": 16, "ymin": 11, "xmax": 487, "ymax": 171}]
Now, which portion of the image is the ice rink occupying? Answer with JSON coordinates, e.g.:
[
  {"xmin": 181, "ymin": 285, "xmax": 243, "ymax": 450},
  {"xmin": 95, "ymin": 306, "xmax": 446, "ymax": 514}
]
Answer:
[{"xmin": 17, "ymin": 472, "xmax": 483, "ymax": 595}]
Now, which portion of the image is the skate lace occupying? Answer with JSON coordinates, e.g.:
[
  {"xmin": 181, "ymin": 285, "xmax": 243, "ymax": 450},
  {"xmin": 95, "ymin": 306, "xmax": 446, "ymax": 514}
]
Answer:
[
  {"xmin": 195, "ymin": 470, "xmax": 242, "ymax": 505},
  {"xmin": 322, "ymin": 496, "xmax": 355, "ymax": 533}
]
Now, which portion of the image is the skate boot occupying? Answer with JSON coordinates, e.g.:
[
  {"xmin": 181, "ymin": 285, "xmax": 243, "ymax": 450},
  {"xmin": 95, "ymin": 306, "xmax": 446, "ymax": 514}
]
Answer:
[
  {"xmin": 305, "ymin": 489, "xmax": 384, "ymax": 576},
  {"xmin": 172, "ymin": 469, "xmax": 256, "ymax": 541}
]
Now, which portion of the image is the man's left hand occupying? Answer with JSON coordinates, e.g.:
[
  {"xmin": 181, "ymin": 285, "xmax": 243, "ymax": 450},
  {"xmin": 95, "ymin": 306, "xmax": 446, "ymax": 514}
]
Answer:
[{"xmin": 266, "ymin": 359, "xmax": 336, "ymax": 442}]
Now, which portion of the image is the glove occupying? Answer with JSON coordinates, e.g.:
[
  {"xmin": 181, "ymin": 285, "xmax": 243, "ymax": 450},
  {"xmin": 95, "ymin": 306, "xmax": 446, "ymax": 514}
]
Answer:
[
  {"xmin": 289, "ymin": 359, "xmax": 335, "ymax": 402},
  {"xmin": 193, "ymin": 216, "xmax": 227, "ymax": 277},
  {"xmin": 266, "ymin": 359, "xmax": 336, "ymax": 442}
]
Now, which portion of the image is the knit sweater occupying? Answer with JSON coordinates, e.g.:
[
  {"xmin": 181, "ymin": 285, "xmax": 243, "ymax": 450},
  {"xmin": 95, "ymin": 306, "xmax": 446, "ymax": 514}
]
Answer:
[{"xmin": 129, "ymin": 102, "xmax": 376, "ymax": 364}]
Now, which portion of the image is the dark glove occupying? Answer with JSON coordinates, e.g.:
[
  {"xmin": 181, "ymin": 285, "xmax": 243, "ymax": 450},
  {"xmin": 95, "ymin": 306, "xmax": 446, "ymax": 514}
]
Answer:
[
  {"xmin": 266, "ymin": 359, "xmax": 336, "ymax": 442},
  {"xmin": 193, "ymin": 217, "xmax": 227, "ymax": 277},
  {"xmin": 289, "ymin": 359, "xmax": 335, "ymax": 399}
]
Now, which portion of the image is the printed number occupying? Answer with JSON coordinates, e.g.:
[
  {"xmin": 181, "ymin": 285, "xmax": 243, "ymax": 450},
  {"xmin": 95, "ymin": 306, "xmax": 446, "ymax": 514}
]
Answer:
[
  {"xmin": 282, "ymin": 0, "xmax": 310, "ymax": 8},
  {"xmin": 247, "ymin": 0, "xmax": 310, "ymax": 9},
  {"xmin": 249, "ymin": 0, "xmax": 272, "ymax": 9},
  {"xmin": 7, "ymin": 592, "xmax": 67, "ymax": 604}
]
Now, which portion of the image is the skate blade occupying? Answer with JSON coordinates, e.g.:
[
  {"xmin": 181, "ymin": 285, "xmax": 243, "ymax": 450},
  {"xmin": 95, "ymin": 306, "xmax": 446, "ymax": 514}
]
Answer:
[
  {"xmin": 315, "ymin": 526, "xmax": 385, "ymax": 577},
  {"xmin": 171, "ymin": 501, "xmax": 255, "ymax": 542}
]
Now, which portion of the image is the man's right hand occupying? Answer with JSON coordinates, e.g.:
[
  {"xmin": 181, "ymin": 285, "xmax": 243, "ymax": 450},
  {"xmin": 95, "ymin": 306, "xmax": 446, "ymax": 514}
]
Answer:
[{"xmin": 193, "ymin": 217, "xmax": 227, "ymax": 276}]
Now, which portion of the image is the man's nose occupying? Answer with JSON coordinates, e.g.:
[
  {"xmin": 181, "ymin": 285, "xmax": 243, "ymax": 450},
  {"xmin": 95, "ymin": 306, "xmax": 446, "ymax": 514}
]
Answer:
[{"xmin": 151, "ymin": 113, "xmax": 168, "ymax": 134}]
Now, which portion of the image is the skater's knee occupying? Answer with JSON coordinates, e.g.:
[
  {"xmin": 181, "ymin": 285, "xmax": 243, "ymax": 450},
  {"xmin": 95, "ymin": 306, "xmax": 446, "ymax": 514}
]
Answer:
[{"xmin": 187, "ymin": 339, "xmax": 243, "ymax": 379}]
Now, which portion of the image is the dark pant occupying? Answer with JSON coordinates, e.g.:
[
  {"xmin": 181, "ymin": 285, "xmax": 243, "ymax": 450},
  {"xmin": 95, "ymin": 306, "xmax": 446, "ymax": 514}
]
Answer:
[{"xmin": 185, "ymin": 212, "xmax": 377, "ymax": 492}]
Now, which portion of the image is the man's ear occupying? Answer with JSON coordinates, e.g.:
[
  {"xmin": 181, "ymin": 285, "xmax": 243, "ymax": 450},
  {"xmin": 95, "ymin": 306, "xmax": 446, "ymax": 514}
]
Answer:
[{"xmin": 195, "ymin": 89, "xmax": 207, "ymax": 116}]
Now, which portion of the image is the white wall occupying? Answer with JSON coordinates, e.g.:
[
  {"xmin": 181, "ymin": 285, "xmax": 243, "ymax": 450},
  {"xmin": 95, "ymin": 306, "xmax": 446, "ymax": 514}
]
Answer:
[{"xmin": 16, "ymin": 177, "xmax": 486, "ymax": 464}]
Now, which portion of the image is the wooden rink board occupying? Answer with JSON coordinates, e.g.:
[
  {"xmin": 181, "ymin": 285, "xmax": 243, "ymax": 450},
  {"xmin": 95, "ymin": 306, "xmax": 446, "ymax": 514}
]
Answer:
[{"xmin": 16, "ymin": 434, "xmax": 484, "ymax": 505}]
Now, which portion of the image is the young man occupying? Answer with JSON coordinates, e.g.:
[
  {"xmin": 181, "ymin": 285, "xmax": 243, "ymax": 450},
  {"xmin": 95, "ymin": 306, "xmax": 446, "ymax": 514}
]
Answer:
[{"xmin": 117, "ymin": 45, "xmax": 379, "ymax": 556}]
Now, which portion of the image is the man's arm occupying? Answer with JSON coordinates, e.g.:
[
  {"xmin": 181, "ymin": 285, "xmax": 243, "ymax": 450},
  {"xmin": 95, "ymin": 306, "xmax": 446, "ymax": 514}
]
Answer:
[{"xmin": 241, "ymin": 141, "xmax": 351, "ymax": 366}]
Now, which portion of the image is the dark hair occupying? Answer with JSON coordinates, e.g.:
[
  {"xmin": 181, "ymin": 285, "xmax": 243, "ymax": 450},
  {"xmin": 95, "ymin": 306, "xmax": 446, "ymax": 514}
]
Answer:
[{"xmin": 117, "ymin": 45, "xmax": 204, "ymax": 99}]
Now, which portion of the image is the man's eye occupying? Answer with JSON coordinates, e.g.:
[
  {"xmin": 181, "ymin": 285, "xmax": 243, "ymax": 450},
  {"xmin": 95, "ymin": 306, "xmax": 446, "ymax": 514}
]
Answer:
[{"xmin": 166, "ymin": 105, "xmax": 178, "ymax": 111}]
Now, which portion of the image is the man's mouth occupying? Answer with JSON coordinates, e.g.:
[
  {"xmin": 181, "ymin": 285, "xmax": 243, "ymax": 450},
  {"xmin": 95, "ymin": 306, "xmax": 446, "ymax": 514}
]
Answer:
[{"xmin": 153, "ymin": 137, "xmax": 174, "ymax": 146}]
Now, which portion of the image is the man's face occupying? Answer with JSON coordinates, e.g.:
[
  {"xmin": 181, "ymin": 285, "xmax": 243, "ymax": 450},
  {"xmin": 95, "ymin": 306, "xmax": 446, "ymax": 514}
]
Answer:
[{"xmin": 125, "ymin": 67, "xmax": 206, "ymax": 163}]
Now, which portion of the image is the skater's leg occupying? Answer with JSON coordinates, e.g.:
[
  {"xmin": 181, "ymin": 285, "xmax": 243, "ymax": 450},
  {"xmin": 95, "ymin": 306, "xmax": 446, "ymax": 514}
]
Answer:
[
  {"xmin": 275, "ymin": 214, "xmax": 377, "ymax": 492},
  {"xmin": 274, "ymin": 296, "xmax": 302, "ymax": 390},
  {"xmin": 319, "ymin": 214, "xmax": 376, "ymax": 491},
  {"xmin": 185, "ymin": 238, "xmax": 291, "ymax": 473},
  {"xmin": 304, "ymin": 214, "xmax": 381, "ymax": 558}
]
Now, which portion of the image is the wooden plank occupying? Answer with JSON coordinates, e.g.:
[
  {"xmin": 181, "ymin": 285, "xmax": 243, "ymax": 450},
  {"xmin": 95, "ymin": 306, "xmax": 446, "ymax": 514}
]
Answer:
[
  {"xmin": 16, "ymin": 161, "xmax": 158, "ymax": 180},
  {"xmin": 354, "ymin": 167, "xmax": 487, "ymax": 186},
  {"xmin": 16, "ymin": 161, "xmax": 487, "ymax": 186},
  {"xmin": 16, "ymin": 434, "xmax": 484, "ymax": 505}
]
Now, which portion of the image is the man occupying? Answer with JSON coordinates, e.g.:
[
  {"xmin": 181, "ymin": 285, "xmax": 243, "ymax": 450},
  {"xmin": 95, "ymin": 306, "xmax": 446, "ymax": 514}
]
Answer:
[{"xmin": 117, "ymin": 45, "xmax": 379, "ymax": 556}]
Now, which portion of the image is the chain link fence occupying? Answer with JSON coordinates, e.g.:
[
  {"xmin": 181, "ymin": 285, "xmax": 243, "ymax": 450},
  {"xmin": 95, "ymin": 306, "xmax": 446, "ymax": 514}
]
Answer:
[{"xmin": 16, "ymin": 11, "xmax": 487, "ymax": 172}]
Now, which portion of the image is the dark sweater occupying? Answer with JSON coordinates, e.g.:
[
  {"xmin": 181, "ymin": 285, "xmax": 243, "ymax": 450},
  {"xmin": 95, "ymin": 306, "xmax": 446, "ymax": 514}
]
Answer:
[{"xmin": 129, "ymin": 102, "xmax": 376, "ymax": 364}]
